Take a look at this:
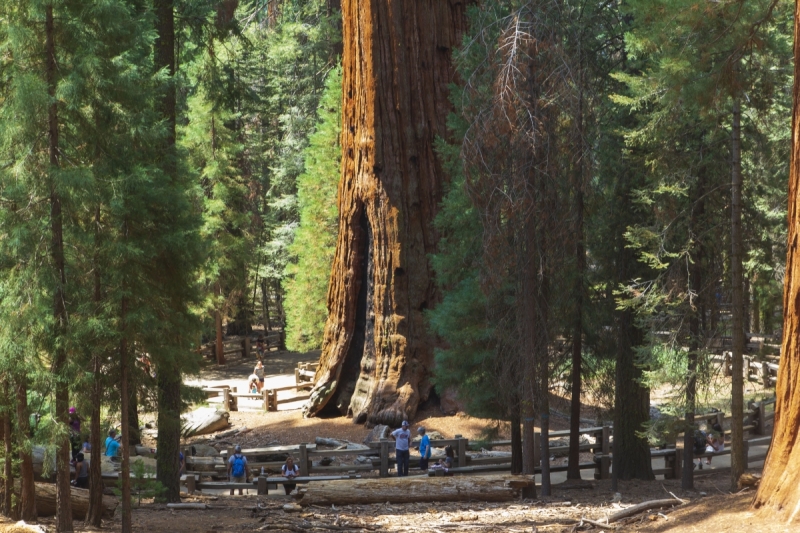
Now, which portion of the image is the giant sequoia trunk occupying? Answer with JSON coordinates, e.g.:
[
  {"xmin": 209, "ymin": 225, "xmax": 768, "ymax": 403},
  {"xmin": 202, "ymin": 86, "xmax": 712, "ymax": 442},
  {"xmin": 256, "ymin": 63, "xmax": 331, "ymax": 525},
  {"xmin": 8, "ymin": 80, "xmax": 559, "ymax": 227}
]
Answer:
[
  {"xmin": 303, "ymin": 0, "xmax": 467, "ymax": 426},
  {"xmin": 753, "ymin": 3, "xmax": 800, "ymax": 517}
]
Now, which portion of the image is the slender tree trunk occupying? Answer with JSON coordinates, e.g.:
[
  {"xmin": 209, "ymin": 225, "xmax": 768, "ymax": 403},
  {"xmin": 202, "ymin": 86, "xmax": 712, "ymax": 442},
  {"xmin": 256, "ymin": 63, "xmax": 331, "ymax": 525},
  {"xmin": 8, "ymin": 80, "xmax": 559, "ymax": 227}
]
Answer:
[
  {"xmin": 128, "ymin": 387, "xmax": 140, "ymax": 446},
  {"xmin": 730, "ymin": 96, "xmax": 746, "ymax": 491},
  {"xmin": 567, "ymin": 188, "xmax": 584, "ymax": 480},
  {"xmin": 754, "ymin": 6, "xmax": 800, "ymax": 515},
  {"xmin": 86, "ymin": 208, "xmax": 104, "ymax": 527},
  {"xmin": 3, "ymin": 382, "xmax": 13, "ymax": 518},
  {"xmin": 46, "ymin": 5, "xmax": 73, "ymax": 530},
  {"xmin": 16, "ymin": 379, "xmax": 36, "ymax": 522},
  {"xmin": 261, "ymin": 278, "xmax": 272, "ymax": 332},
  {"xmin": 682, "ymin": 176, "xmax": 705, "ymax": 489},
  {"xmin": 303, "ymin": 0, "xmax": 467, "ymax": 426},
  {"xmin": 120, "ymin": 296, "xmax": 132, "ymax": 533}
]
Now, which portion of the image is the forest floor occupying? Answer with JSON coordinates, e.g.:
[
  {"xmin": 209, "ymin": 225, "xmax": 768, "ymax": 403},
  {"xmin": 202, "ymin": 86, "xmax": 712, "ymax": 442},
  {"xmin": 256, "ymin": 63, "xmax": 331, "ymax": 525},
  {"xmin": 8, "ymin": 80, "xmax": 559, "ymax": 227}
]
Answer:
[{"xmin": 4, "ymin": 349, "xmax": 782, "ymax": 532}]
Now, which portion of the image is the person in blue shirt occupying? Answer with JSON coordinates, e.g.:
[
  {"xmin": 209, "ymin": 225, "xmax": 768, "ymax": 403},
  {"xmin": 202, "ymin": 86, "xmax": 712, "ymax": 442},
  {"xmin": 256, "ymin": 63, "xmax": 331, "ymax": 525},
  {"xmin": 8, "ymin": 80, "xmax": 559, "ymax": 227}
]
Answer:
[
  {"xmin": 105, "ymin": 430, "xmax": 121, "ymax": 457},
  {"xmin": 417, "ymin": 426, "xmax": 431, "ymax": 471}
]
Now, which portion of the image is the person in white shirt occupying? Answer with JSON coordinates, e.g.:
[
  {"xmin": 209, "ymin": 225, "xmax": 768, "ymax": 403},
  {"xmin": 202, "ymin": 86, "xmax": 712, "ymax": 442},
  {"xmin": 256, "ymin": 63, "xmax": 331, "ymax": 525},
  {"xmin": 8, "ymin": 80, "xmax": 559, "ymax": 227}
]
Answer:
[
  {"xmin": 281, "ymin": 456, "xmax": 300, "ymax": 494},
  {"xmin": 391, "ymin": 421, "xmax": 411, "ymax": 477},
  {"xmin": 704, "ymin": 423, "xmax": 725, "ymax": 465}
]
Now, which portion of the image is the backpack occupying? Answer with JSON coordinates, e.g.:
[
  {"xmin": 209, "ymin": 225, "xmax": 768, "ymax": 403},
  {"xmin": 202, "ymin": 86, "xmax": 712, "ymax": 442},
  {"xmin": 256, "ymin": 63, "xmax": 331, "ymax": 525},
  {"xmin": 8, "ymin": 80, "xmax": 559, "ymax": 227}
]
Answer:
[
  {"xmin": 693, "ymin": 430, "xmax": 707, "ymax": 455},
  {"xmin": 232, "ymin": 454, "xmax": 246, "ymax": 477}
]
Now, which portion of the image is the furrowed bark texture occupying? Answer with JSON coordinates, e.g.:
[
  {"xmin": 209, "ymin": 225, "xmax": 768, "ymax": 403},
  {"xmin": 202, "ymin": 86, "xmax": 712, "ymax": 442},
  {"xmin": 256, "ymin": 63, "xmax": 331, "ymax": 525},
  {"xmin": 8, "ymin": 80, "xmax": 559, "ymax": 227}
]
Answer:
[
  {"xmin": 753, "ymin": 2, "xmax": 800, "ymax": 518},
  {"xmin": 303, "ymin": 0, "xmax": 467, "ymax": 426}
]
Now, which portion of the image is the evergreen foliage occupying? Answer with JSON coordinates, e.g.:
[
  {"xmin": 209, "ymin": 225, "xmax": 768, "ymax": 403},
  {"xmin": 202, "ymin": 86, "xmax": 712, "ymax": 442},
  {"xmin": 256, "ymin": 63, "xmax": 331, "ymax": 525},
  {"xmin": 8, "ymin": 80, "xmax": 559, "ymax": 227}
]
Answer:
[{"xmin": 283, "ymin": 67, "xmax": 342, "ymax": 352}]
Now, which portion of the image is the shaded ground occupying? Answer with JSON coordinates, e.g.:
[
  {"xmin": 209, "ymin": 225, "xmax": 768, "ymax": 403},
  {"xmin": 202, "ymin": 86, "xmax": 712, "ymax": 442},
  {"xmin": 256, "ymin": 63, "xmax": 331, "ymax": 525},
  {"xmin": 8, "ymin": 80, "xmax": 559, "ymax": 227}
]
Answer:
[{"xmin": 6, "ymin": 468, "xmax": 789, "ymax": 532}]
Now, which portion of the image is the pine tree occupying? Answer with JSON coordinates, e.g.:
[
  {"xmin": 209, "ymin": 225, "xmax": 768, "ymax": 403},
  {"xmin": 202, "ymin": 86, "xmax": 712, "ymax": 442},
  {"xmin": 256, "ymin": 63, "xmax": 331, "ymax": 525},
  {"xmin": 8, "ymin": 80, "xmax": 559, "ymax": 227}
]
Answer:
[{"xmin": 283, "ymin": 67, "xmax": 342, "ymax": 352}]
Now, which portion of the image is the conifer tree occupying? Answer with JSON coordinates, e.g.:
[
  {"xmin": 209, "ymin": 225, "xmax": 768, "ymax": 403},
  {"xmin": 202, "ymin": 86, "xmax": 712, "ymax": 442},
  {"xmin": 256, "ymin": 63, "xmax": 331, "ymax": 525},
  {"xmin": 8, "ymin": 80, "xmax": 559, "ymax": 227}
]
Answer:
[{"xmin": 284, "ymin": 67, "xmax": 342, "ymax": 352}]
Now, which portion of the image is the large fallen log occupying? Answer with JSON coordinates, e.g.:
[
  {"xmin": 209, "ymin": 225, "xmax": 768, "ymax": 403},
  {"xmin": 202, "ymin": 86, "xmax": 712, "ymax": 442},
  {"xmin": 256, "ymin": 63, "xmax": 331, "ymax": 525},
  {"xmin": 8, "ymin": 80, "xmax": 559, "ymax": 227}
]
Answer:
[
  {"xmin": 4, "ymin": 482, "xmax": 118, "ymax": 519},
  {"xmin": 293, "ymin": 474, "xmax": 532, "ymax": 506},
  {"xmin": 181, "ymin": 408, "xmax": 230, "ymax": 437}
]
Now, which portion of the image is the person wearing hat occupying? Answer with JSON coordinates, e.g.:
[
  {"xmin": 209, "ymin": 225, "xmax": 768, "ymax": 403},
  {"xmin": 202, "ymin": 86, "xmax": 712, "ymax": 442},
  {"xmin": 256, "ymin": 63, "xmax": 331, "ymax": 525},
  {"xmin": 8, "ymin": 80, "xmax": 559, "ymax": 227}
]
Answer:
[
  {"xmin": 391, "ymin": 421, "xmax": 412, "ymax": 477},
  {"xmin": 227, "ymin": 445, "xmax": 248, "ymax": 495},
  {"xmin": 417, "ymin": 427, "xmax": 431, "ymax": 471}
]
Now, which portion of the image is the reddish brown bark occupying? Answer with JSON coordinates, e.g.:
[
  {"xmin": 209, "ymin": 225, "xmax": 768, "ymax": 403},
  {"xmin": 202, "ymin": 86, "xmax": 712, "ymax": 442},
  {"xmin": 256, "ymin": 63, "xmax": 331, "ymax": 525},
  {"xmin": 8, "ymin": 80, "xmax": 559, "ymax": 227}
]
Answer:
[
  {"xmin": 303, "ymin": 0, "xmax": 467, "ymax": 426},
  {"xmin": 753, "ymin": 1, "xmax": 800, "ymax": 518}
]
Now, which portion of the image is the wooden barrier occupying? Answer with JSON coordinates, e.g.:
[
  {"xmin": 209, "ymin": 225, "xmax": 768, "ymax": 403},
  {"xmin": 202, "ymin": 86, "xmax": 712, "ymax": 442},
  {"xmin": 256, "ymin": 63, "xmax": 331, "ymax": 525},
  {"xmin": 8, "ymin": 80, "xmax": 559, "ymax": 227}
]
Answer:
[{"xmin": 295, "ymin": 362, "xmax": 318, "ymax": 390}]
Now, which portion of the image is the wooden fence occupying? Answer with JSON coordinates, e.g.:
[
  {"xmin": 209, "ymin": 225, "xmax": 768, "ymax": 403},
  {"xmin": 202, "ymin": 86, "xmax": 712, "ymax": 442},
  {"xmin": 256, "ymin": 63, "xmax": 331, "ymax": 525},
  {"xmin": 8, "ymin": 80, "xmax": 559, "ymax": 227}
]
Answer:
[
  {"xmin": 178, "ymin": 397, "xmax": 775, "ymax": 492},
  {"xmin": 198, "ymin": 331, "xmax": 286, "ymax": 361}
]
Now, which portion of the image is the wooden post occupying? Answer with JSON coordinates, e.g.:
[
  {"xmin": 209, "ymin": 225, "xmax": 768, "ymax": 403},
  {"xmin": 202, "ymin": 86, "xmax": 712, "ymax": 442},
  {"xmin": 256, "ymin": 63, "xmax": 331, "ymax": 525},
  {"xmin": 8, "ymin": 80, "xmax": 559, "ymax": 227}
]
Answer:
[
  {"xmin": 223, "ymin": 388, "xmax": 231, "ymax": 412},
  {"xmin": 380, "ymin": 439, "xmax": 389, "ymax": 477},
  {"xmin": 299, "ymin": 444, "xmax": 309, "ymax": 476},
  {"xmin": 761, "ymin": 361, "xmax": 770, "ymax": 388},
  {"xmin": 244, "ymin": 336, "xmax": 251, "ymax": 358},
  {"xmin": 757, "ymin": 401, "xmax": 766, "ymax": 436},
  {"xmin": 744, "ymin": 355, "xmax": 751, "ymax": 381},
  {"xmin": 295, "ymin": 368, "xmax": 301, "ymax": 391},
  {"xmin": 268, "ymin": 390, "xmax": 278, "ymax": 412},
  {"xmin": 262, "ymin": 390, "xmax": 269, "ymax": 412},
  {"xmin": 456, "ymin": 435, "xmax": 467, "ymax": 468},
  {"xmin": 599, "ymin": 426, "xmax": 611, "ymax": 479},
  {"xmin": 257, "ymin": 475, "xmax": 267, "ymax": 495},
  {"xmin": 186, "ymin": 474, "xmax": 196, "ymax": 495},
  {"xmin": 724, "ymin": 352, "xmax": 732, "ymax": 377}
]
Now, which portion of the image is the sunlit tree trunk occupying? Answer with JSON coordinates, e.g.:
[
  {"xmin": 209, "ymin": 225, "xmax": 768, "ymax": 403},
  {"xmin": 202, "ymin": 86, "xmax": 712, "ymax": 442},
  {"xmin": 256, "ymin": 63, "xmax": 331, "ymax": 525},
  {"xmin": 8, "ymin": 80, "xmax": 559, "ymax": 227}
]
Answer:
[
  {"xmin": 303, "ymin": 0, "xmax": 467, "ymax": 426},
  {"xmin": 753, "ymin": 3, "xmax": 800, "ymax": 517}
]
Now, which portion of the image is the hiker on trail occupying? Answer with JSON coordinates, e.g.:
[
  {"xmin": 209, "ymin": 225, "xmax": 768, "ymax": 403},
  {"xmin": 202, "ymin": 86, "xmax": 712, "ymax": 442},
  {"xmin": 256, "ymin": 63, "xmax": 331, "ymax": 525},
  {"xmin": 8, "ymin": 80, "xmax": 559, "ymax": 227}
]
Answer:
[
  {"xmin": 73, "ymin": 452, "xmax": 89, "ymax": 488},
  {"xmin": 253, "ymin": 360, "xmax": 265, "ymax": 393},
  {"xmin": 105, "ymin": 429, "xmax": 120, "ymax": 457},
  {"xmin": 391, "ymin": 420, "xmax": 411, "ymax": 477},
  {"xmin": 256, "ymin": 335, "xmax": 265, "ymax": 358},
  {"xmin": 417, "ymin": 426, "xmax": 431, "ymax": 471},
  {"xmin": 227, "ymin": 445, "xmax": 248, "ymax": 495},
  {"xmin": 704, "ymin": 423, "xmax": 725, "ymax": 465},
  {"xmin": 281, "ymin": 456, "xmax": 300, "ymax": 495}
]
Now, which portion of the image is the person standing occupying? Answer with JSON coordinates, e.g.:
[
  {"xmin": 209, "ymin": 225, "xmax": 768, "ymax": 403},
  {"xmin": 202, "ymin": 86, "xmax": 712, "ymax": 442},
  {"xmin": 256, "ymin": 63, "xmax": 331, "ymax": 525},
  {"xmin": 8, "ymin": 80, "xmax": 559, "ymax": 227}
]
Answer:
[
  {"xmin": 281, "ymin": 456, "xmax": 300, "ymax": 494},
  {"xmin": 227, "ymin": 445, "xmax": 248, "ymax": 495},
  {"xmin": 417, "ymin": 427, "xmax": 431, "ymax": 471},
  {"xmin": 391, "ymin": 421, "xmax": 411, "ymax": 477},
  {"xmin": 105, "ymin": 431, "xmax": 120, "ymax": 457}
]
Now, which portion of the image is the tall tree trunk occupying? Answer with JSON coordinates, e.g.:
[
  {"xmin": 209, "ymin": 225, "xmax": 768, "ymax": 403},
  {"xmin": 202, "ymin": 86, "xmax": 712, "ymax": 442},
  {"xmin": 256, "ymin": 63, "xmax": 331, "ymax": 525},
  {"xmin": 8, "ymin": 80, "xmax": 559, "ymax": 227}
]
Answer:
[
  {"xmin": 682, "ymin": 174, "xmax": 705, "ymax": 489},
  {"xmin": 261, "ymin": 278, "xmax": 272, "ymax": 332},
  {"xmin": 119, "ymin": 298, "xmax": 132, "ymax": 533},
  {"xmin": 302, "ymin": 0, "xmax": 467, "ymax": 426},
  {"xmin": 16, "ymin": 379, "xmax": 36, "ymax": 522},
  {"xmin": 128, "ymin": 387, "xmax": 140, "ymax": 446},
  {"xmin": 86, "ymin": 208, "xmax": 104, "ymax": 527},
  {"xmin": 46, "ymin": 5, "xmax": 73, "ymax": 530},
  {"xmin": 567, "ymin": 183, "xmax": 584, "ymax": 481},
  {"xmin": 215, "ymin": 284, "xmax": 225, "ymax": 365},
  {"xmin": 153, "ymin": 0, "xmax": 183, "ymax": 504},
  {"xmin": 753, "ymin": 4, "xmax": 800, "ymax": 515},
  {"xmin": 3, "ymin": 381, "xmax": 13, "ymax": 519},
  {"xmin": 730, "ymin": 96, "xmax": 746, "ymax": 491}
]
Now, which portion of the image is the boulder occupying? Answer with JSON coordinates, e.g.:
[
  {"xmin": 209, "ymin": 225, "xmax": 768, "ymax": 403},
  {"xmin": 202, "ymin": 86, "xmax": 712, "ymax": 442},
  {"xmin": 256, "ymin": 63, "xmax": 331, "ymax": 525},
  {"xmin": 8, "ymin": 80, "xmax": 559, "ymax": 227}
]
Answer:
[
  {"xmin": 363, "ymin": 424, "xmax": 390, "ymax": 444},
  {"xmin": 191, "ymin": 443, "xmax": 220, "ymax": 457}
]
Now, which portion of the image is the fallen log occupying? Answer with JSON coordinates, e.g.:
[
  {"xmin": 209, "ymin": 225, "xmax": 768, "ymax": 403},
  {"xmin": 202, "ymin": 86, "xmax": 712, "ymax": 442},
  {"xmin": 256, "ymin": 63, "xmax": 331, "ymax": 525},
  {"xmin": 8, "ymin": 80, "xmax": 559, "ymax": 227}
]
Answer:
[
  {"xmin": 181, "ymin": 408, "xmax": 230, "ymax": 437},
  {"xmin": 166, "ymin": 503, "xmax": 208, "ymax": 510},
  {"xmin": 293, "ymin": 474, "xmax": 531, "ymax": 506},
  {"xmin": 4, "ymin": 482, "xmax": 118, "ymax": 519},
  {"xmin": 606, "ymin": 498, "xmax": 683, "ymax": 523},
  {"xmin": 315, "ymin": 437, "xmax": 367, "ymax": 450}
]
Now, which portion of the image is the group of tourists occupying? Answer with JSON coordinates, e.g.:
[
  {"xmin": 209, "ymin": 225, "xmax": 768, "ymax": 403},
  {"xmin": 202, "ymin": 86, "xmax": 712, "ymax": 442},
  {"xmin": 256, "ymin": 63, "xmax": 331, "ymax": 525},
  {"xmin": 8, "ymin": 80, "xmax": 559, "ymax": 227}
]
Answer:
[
  {"xmin": 226, "ymin": 445, "xmax": 299, "ymax": 496},
  {"xmin": 390, "ymin": 421, "xmax": 452, "ymax": 477},
  {"xmin": 247, "ymin": 360, "xmax": 266, "ymax": 393}
]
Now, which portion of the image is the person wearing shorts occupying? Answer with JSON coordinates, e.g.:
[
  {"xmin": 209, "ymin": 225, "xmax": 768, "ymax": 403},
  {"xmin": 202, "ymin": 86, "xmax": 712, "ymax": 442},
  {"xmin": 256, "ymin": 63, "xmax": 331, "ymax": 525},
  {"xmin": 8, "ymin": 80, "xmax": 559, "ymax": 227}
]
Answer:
[{"xmin": 227, "ymin": 445, "xmax": 248, "ymax": 495}]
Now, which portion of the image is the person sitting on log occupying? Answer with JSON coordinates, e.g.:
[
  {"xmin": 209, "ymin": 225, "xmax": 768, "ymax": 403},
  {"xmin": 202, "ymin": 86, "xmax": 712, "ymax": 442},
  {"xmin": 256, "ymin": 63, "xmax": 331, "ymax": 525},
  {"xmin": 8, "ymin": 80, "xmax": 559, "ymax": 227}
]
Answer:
[
  {"xmin": 444, "ymin": 444, "xmax": 456, "ymax": 468},
  {"xmin": 391, "ymin": 421, "xmax": 411, "ymax": 477},
  {"xmin": 704, "ymin": 423, "xmax": 725, "ymax": 465},
  {"xmin": 72, "ymin": 452, "xmax": 89, "ymax": 488},
  {"xmin": 227, "ymin": 445, "xmax": 248, "ymax": 495},
  {"xmin": 253, "ymin": 361, "xmax": 265, "ymax": 393},
  {"xmin": 281, "ymin": 456, "xmax": 299, "ymax": 495}
]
